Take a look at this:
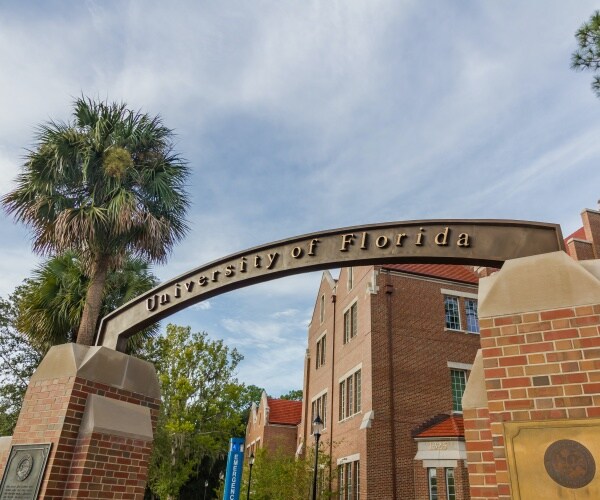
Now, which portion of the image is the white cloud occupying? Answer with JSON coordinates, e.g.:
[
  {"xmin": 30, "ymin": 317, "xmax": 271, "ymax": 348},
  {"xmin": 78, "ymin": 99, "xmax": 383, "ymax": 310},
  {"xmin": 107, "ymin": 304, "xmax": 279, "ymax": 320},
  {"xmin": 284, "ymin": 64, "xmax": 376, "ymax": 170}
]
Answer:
[
  {"xmin": 1, "ymin": 0, "xmax": 600, "ymax": 395},
  {"xmin": 191, "ymin": 301, "xmax": 212, "ymax": 311}
]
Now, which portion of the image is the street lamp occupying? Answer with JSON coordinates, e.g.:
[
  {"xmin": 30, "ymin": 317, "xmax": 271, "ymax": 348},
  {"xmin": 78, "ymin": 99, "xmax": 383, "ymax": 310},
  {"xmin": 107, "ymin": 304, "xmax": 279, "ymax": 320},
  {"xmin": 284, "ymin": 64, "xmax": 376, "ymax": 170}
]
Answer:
[
  {"xmin": 203, "ymin": 479, "xmax": 209, "ymax": 500},
  {"xmin": 311, "ymin": 414, "xmax": 324, "ymax": 500},
  {"xmin": 246, "ymin": 453, "xmax": 255, "ymax": 500}
]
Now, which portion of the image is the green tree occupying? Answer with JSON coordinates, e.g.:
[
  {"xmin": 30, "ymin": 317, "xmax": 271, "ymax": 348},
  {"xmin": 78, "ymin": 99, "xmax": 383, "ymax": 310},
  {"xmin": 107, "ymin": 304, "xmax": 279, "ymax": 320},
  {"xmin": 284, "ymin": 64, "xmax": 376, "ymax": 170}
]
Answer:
[
  {"xmin": 279, "ymin": 389, "xmax": 303, "ymax": 401},
  {"xmin": 0, "ymin": 288, "xmax": 43, "ymax": 435},
  {"xmin": 16, "ymin": 252, "xmax": 158, "ymax": 353},
  {"xmin": 572, "ymin": 10, "xmax": 600, "ymax": 97},
  {"xmin": 2, "ymin": 97, "xmax": 189, "ymax": 345},
  {"xmin": 241, "ymin": 447, "xmax": 333, "ymax": 500},
  {"xmin": 143, "ymin": 324, "xmax": 248, "ymax": 499}
]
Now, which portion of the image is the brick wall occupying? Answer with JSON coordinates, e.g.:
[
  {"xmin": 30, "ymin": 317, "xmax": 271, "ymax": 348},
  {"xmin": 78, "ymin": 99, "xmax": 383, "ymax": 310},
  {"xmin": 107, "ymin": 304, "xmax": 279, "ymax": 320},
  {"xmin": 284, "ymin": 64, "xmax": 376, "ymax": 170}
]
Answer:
[
  {"xmin": 470, "ymin": 305, "xmax": 600, "ymax": 499},
  {"xmin": 463, "ymin": 406, "xmax": 497, "ymax": 499},
  {"xmin": 263, "ymin": 424, "xmax": 298, "ymax": 456},
  {"xmin": 413, "ymin": 463, "xmax": 470, "ymax": 500},
  {"xmin": 368, "ymin": 269, "xmax": 480, "ymax": 499},
  {"xmin": 65, "ymin": 433, "xmax": 153, "ymax": 498}
]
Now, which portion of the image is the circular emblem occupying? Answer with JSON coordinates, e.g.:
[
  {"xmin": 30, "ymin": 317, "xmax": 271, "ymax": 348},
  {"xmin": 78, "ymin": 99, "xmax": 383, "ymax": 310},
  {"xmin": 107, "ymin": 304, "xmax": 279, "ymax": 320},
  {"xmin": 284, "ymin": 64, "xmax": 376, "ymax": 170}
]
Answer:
[
  {"xmin": 544, "ymin": 439, "xmax": 596, "ymax": 489},
  {"xmin": 15, "ymin": 454, "xmax": 34, "ymax": 482}
]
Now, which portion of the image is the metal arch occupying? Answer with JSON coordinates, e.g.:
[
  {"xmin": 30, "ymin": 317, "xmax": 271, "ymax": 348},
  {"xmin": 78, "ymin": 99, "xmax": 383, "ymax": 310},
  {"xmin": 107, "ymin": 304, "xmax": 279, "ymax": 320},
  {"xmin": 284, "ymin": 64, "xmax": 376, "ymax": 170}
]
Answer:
[{"xmin": 96, "ymin": 219, "xmax": 565, "ymax": 351}]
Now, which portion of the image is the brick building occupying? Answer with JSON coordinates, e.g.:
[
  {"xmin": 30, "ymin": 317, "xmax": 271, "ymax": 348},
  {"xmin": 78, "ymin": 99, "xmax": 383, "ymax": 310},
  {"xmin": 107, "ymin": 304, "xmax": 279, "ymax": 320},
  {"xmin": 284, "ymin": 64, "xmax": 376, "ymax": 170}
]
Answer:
[
  {"xmin": 245, "ymin": 390, "xmax": 302, "ymax": 459},
  {"xmin": 298, "ymin": 263, "xmax": 482, "ymax": 499}
]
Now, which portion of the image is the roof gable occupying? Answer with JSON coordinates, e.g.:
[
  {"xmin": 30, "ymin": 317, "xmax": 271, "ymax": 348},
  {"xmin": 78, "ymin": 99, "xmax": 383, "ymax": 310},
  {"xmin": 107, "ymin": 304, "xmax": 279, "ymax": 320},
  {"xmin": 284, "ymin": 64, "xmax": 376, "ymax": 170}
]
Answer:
[
  {"xmin": 382, "ymin": 264, "xmax": 479, "ymax": 284},
  {"xmin": 415, "ymin": 415, "xmax": 464, "ymax": 439},
  {"xmin": 266, "ymin": 397, "xmax": 302, "ymax": 425}
]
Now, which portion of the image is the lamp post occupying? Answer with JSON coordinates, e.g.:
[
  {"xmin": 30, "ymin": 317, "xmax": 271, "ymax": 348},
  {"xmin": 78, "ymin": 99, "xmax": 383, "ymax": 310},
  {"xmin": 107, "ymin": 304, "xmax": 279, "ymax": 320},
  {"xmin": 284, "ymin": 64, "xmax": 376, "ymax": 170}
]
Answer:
[
  {"xmin": 246, "ymin": 453, "xmax": 255, "ymax": 500},
  {"xmin": 203, "ymin": 479, "xmax": 209, "ymax": 500},
  {"xmin": 311, "ymin": 414, "xmax": 324, "ymax": 500}
]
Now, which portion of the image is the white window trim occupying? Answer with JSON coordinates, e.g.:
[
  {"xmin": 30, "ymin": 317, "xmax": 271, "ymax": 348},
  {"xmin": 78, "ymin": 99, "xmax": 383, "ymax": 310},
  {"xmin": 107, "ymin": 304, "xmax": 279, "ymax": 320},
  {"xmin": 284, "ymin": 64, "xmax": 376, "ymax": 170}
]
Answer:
[
  {"xmin": 447, "ymin": 361, "xmax": 473, "ymax": 371},
  {"xmin": 337, "ymin": 453, "xmax": 360, "ymax": 466},
  {"xmin": 339, "ymin": 363, "xmax": 363, "ymax": 383},
  {"xmin": 319, "ymin": 294, "xmax": 325, "ymax": 324},
  {"xmin": 440, "ymin": 288, "xmax": 478, "ymax": 300},
  {"xmin": 311, "ymin": 388, "xmax": 328, "ymax": 402},
  {"xmin": 316, "ymin": 330, "xmax": 327, "ymax": 343},
  {"xmin": 443, "ymin": 295, "xmax": 462, "ymax": 331},
  {"xmin": 342, "ymin": 297, "xmax": 358, "ymax": 314}
]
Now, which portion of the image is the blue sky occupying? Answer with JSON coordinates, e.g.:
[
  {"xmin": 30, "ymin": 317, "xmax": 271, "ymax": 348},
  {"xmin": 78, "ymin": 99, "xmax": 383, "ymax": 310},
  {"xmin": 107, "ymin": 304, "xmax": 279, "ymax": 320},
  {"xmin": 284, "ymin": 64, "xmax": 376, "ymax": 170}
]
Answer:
[{"xmin": 1, "ymin": 1, "xmax": 599, "ymax": 396}]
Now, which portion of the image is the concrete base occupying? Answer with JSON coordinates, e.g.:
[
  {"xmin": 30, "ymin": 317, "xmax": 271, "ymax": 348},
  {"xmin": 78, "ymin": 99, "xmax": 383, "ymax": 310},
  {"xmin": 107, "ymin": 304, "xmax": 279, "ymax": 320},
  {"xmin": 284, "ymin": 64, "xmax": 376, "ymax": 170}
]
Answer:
[{"xmin": 0, "ymin": 344, "xmax": 160, "ymax": 499}]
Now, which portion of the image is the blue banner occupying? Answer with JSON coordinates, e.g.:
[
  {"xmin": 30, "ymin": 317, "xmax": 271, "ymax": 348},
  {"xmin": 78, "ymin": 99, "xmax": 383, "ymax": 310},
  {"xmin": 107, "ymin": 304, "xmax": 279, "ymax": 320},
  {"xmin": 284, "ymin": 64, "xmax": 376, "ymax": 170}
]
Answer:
[{"xmin": 223, "ymin": 437, "xmax": 245, "ymax": 500}]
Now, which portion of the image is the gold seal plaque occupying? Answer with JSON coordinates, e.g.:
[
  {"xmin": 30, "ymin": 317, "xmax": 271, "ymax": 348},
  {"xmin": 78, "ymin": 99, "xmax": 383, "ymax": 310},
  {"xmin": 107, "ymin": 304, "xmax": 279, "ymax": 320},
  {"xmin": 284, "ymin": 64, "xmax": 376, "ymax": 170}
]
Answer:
[
  {"xmin": 544, "ymin": 439, "xmax": 596, "ymax": 489},
  {"xmin": 504, "ymin": 419, "xmax": 600, "ymax": 499}
]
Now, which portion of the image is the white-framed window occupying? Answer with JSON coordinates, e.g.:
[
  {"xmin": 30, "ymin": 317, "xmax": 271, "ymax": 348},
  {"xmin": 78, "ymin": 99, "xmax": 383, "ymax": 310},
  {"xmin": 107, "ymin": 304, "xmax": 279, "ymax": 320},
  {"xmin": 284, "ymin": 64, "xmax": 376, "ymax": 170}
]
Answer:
[
  {"xmin": 444, "ymin": 296, "xmax": 461, "ymax": 330},
  {"xmin": 343, "ymin": 301, "xmax": 358, "ymax": 344},
  {"xmin": 428, "ymin": 468, "xmax": 438, "ymax": 500},
  {"xmin": 465, "ymin": 299, "xmax": 479, "ymax": 333},
  {"xmin": 445, "ymin": 468, "xmax": 456, "ymax": 500},
  {"xmin": 338, "ymin": 459, "xmax": 359, "ymax": 500},
  {"xmin": 347, "ymin": 267, "xmax": 354, "ymax": 290},
  {"xmin": 320, "ymin": 294, "xmax": 325, "ymax": 324},
  {"xmin": 316, "ymin": 333, "xmax": 326, "ymax": 369},
  {"xmin": 450, "ymin": 369, "xmax": 467, "ymax": 413},
  {"xmin": 339, "ymin": 369, "xmax": 362, "ymax": 421},
  {"xmin": 311, "ymin": 391, "xmax": 328, "ymax": 431}
]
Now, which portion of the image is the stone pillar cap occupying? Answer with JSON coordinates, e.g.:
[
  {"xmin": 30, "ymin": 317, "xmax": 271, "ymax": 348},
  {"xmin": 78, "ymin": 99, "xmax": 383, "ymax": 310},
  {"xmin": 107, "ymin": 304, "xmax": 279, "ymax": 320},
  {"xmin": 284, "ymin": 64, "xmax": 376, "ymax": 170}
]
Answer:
[
  {"xmin": 479, "ymin": 251, "xmax": 600, "ymax": 318},
  {"xmin": 31, "ymin": 343, "xmax": 160, "ymax": 400}
]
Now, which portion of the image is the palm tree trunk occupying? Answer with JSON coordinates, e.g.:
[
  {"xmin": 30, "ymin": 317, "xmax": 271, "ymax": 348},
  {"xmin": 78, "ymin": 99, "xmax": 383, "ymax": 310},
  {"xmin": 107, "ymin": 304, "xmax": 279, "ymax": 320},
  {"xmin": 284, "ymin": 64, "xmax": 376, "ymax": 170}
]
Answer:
[{"xmin": 76, "ymin": 254, "xmax": 110, "ymax": 346}]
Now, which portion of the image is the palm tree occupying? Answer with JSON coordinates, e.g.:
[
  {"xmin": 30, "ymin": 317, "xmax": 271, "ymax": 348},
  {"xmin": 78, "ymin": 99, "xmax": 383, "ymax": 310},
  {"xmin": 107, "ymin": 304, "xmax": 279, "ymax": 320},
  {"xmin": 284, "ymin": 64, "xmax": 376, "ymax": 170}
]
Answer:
[
  {"xmin": 3, "ymin": 97, "xmax": 189, "ymax": 345},
  {"xmin": 16, "ymin": 252, "xmax": 160, "ymax": 353}
]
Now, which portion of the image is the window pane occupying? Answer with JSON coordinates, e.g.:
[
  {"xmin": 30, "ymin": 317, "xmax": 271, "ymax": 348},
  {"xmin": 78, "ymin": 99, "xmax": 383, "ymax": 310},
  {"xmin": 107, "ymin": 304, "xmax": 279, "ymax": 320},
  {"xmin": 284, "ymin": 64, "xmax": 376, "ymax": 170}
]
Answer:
[
  {"xmin": 465, "ymin": 299, "xmax": 479, "ymax": 333},
  {"xmin": 323, "ymin": 394, "xmax": 327, "ymax": 429},
  {"xmin": 338, "ymin": 465, "xmax": 344, "ymax": 500},
  {"xmin": 429, "ymin": 468, "xmax": 438, "ymax": 500},
  {"xmin": 344, "ymin": 310, "xmax": 350, "ymax": 343},
  {"xmin": 347, "ymin": 375, "xmax": 353, "ymax": 416},
  {"xmin": 340, "ymin": 380, "xmax": 346, "ymax": 420},
  {"xmin": 346, "ymin": 462, "xmax": 352, "ymax": 499},
  {"xmin": 354, "ymin": 370, "xmax": 362, "ymax": 413},
  {"xmin": 316, "ymin": 340, "xmax": 321, "ymax": 369},
  {"xmin": 320, "ymin": 295, "xmax": 325, "ymax": 323},
  {"xmin": 355, "ymin": 461, "xmax": 360, "ymax": 500},
  {"xmin": 322, "ymin": 336, "xmax": 326, "ymax": 365},
  {"xmin": 444, "ymin": 296, "xmax": 460, "ymax": 330},
  {"xmin": 451, "ymin": 370, "xmax": 467, "ymax": 412},
  {"xmin": 351, "ymin": 303, "xmax": 358, "ymax": 338},
  {"xmin": 445, "ymin": 468, "xmax": 455, "ymax": 500}
]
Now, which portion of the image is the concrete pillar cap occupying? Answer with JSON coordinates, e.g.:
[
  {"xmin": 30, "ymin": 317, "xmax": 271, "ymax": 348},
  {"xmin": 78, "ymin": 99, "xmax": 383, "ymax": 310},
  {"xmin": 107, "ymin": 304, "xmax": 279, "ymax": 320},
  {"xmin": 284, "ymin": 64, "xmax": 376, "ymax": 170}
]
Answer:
[{"xmin": 30, "ymin": 343, "xmax": 160, "ymax": 399}]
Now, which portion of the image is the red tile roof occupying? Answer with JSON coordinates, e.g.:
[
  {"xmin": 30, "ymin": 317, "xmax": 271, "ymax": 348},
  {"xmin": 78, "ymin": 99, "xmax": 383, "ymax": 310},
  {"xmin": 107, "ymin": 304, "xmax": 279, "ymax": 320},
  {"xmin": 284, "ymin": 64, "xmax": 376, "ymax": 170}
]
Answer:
[
  {"xmin": 415, "ymin": 415, "xmax": 464, "ymax": 439},
  {"xmin": 565, "ymin": 227, "xmax": 586, "ymax": 241},
  {"xmin": 267, "ymin": 398, "xmax": 302, "ymax": 425},
  {"xmin": 382, "ymin": 264, "xmax": 479, "ymax": 284}
]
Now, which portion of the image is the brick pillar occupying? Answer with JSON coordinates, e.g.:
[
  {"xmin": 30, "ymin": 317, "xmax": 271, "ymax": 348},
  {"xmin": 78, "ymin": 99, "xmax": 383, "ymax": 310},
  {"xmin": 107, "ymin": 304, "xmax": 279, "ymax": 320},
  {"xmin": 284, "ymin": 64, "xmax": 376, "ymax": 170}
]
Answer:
[
  {"xmin": 0, "ymin": 344, "xmax": 160, "ymax": 499},
  {"xmin": 463, "ymin": 251, "xmax": 600, "ymax": 499}
]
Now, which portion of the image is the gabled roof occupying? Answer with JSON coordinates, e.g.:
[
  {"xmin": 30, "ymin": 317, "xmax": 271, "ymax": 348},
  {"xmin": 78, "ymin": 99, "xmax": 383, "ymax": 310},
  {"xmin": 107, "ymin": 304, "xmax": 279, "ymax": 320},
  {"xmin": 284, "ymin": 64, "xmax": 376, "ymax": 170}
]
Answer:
[
  {"xmin": 267, "ymin": 397, "xmax": 302, "ymax": 425},
  {"xmin": 382, "ymin": 264, "xmax": 479, "ymax": 284},
  {"xmin": 565, "ymin": 227, "xmax": 586, "ymax": 242},
  {"xmin": 415, "ymin": 415, "xmax": 464, "ymax": 439}
]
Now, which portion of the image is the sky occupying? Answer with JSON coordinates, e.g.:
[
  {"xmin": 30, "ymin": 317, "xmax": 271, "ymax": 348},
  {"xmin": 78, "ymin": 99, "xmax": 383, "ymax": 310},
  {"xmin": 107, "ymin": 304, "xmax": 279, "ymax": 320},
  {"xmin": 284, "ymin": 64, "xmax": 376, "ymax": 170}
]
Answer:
[{"xmin": 0, "ymin": 1, "xmax": 599, "ymax": 397}]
